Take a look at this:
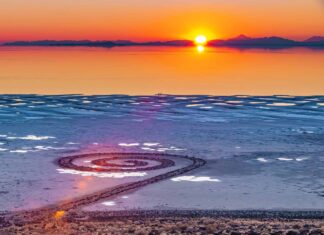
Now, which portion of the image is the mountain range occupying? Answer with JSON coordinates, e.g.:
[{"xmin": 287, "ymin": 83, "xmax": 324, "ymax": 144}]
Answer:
[
  {"xmin": 2, "ymin": 35, "xmax": 324, "ymax": 48},
  {"xmin": 208, "ymin": 35, "xmax": 324, "ymax": 48}
]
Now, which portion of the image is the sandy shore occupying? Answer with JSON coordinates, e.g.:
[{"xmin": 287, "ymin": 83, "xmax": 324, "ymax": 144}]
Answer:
[{"xmin": 1, "ymin": 213, "xmax": 323, "ymax": 235}]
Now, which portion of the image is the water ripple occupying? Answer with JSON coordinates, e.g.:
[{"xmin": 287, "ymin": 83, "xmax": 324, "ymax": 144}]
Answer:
[{"xmin": 0, "ymin": 95, "xmax": 323, "ymax": 122}]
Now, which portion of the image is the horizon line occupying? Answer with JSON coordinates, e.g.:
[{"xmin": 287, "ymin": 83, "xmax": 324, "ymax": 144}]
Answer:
[{"xmin": 1, "ymin": 34, "xmax": 324, "ymax": 44}]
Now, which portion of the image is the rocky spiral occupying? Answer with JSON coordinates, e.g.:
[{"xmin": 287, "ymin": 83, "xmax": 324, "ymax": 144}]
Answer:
[{"xmin": 57, "ymin": 152, "xmax": 176, "ymax": 172}]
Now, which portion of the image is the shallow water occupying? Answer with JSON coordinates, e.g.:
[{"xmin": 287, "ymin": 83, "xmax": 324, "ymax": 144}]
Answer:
[{"xmin": 0, "ymin": 94, "xmax": 323, "ymax": 211}]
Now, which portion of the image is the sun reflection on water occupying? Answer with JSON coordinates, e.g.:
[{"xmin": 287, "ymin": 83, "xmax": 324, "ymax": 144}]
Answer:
[{"xmin": 196, "ymin": 45, "xmax": 205, "ymax": 53}]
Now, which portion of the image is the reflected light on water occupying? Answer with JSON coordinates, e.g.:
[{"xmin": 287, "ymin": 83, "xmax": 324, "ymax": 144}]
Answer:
[
  {"xmin": 267, "ymin": 102, "xmax": 296, "ymax": 107},
  {"xmin": 1, "ymin": 47, "xmax": 324, "ymax": 95},
  {"xmin": 196, "ymin": 45, "xmax": 205, "ymax": 53},
  {"xmin": 277, "ymin": 157, "xmax": 294, "ymax": 161},
  {"xmin": 256, "ymin": 157, "xmax": 269, "ymax": 163},
  {"xmin": 296, "ymin": 157, "xmax": 308, "ymax": 162}
]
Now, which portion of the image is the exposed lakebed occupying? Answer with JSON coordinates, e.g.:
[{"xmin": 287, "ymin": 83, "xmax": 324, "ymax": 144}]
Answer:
[{"xmin": 0, "ymin": 94, "xmax": 323, "ymax": 212}]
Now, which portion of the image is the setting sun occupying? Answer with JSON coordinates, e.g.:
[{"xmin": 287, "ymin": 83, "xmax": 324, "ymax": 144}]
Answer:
[{"xmin": 195, "ymin": 35, "xmax": 207, "ymax": 45}]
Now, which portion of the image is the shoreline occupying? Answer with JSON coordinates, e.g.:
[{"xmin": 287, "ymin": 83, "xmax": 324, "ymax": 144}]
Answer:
[
  {"xmin": 68, "ymin": 210, "xmax": 324, "ymax": 221},
  {"xmin": 1, "ymin": 209, "xmax": 323, "ymax": 222},
  {"xmin": 1, "ymin": 211, "xmax": 323, "ymax": 234}
]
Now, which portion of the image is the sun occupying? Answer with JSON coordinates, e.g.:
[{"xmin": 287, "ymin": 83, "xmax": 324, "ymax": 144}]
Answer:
[{"xmin": 195, "ymin": 35, "xmax": 207, "ymax": 45}]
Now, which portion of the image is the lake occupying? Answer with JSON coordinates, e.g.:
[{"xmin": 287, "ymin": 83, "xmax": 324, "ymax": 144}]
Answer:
[
  {"xmin": 0, "ymin": 46, "xmax": 323, "ymax": 212},
  {"xmin": 0, "ymin": 46, "xmax": 324, "ymax": 95}
]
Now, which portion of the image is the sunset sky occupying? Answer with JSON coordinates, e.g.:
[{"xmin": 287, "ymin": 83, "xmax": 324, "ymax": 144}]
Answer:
[{"xmin": 1, "ymin": 0, "xmax": 324, "ymax": 42}]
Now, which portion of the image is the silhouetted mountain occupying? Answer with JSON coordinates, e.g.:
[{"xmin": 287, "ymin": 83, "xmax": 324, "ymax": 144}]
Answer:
[
  {"xmin": 111, "ymin": 40, "xmax": 134, "ymax": 45},
  {"xmin": 2, "ymin": 36, "xmax": 324, "ymax": 48},
  {"xmin": 3, "ymin": 40, "xmax": 116, "ymax": 47},
  {"xmin": 231, "ymin": 34, "xmax": 252, "ymax": 40},
  {"xmin": 3, "ymin": 39, "xmax": 193, "ymax": 47},
  {"xmin": 139, "ymin": 40, "xmax": 194, "ymax": 46},
  {"xmin": 304, "ymin": 36, "xmax": 324, "ymax": 42},
  {"xmin": 208, "ymin": 36, "xmax": 297, "ymax": 48},
  {"xmin": 303, "ymin": 36, "xmax": 324, "ymax": 46}
]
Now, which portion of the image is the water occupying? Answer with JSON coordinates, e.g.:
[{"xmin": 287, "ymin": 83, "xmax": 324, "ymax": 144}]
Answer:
[
  {"xmin": 0, "ymin": 94, "xmax": 323, "ymax": 211},
  {"xmin": 0, "ymin": 46, "xmax": 324, "ymax": 95},
  {"xmin": 0, "ymin": 46, "xmax": 323, "ymax": 212}
]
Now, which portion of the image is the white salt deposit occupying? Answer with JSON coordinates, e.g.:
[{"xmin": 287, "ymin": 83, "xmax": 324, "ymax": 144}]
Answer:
[{"xmin": 171, "ymin": 176, "xmax": 221, "ymax": 182}]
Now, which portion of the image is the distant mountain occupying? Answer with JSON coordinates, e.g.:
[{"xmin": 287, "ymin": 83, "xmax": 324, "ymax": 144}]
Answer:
[
  {"xmin": 3, "ymin": 40, "xmax": 116, "ymax": 47},
  {"xmin": 3, "ymin": 39, "xmax": 193, "ymax": 47},
  {"xmin": 2, "ymin": 36, "xmax": 324, "ymax": 48},
  {"xmin": 111, "ymin": 40, "xmax": 134, "ymax": 45},
  {"xmin": 303, "ymin": 36, "xmax": 324, "ymax": 46},
  {"xmin": 231, "ymin": 34, "xmax": 252, "ymax": 40},
  {"xmin": 139, "ymin": 40, "xmax": 194, "ymax": 46},
  {"xmin": 304, "ymin": 36, "xmax": 324, "ymax": 42},
  {"xmin": 208, "ymin": 35, "xmax": 297, "ymax": 48}
]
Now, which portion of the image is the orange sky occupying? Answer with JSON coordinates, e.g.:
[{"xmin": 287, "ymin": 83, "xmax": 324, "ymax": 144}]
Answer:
[{"xmin": 1, "ymin": 0, "xmax": 324, "ymax": 42}]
